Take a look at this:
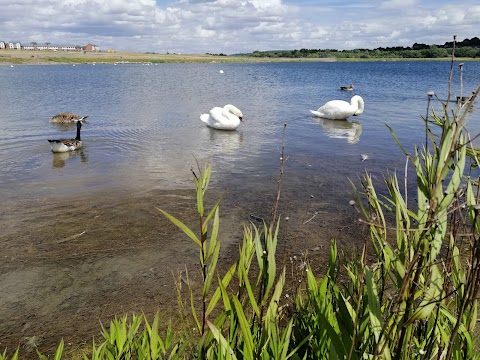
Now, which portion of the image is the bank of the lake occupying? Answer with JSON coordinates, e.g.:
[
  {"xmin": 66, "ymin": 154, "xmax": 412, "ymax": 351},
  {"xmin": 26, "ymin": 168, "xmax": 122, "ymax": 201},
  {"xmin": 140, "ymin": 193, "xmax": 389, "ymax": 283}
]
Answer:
[
  {"xmin": 0, "ymin": 49, "xmax": 478, "ymax": 65},
  {"xmin": 0, "ymin": 50, "xmax": 335, "ymax": 65}
]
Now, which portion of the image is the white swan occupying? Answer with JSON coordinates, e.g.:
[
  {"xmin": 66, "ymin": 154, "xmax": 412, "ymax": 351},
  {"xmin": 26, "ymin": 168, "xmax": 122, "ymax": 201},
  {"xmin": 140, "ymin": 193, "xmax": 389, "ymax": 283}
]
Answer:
[
  {"xmin": 200, "ymin": 104, "xmax": 244, "ymax": 130},
  {"xmin": 310, "ymin": 95, "xmax": 364, "ymax": 120},
  {"xmin": 48, "ymin": 120, "xmax": 83, "ymax": 153}
]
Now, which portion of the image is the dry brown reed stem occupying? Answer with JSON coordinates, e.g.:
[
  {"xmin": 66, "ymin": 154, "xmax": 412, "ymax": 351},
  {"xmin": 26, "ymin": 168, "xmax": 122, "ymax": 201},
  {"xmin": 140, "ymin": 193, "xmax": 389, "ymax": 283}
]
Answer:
[
  {"xmin": 446, "ymin": 35, "xmax": 456, "ymax": 107},
  {"xmin": 271, "ymin": 123, "xmax": 287, "ymax": 233}
]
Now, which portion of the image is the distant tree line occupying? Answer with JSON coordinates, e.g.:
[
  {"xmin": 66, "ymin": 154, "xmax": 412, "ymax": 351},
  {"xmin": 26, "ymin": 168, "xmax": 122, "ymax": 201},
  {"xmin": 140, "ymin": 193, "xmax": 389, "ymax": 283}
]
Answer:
[
  {"xmin": 206, "ymin": 52, "xmax": 227, "ymax": 56},
  {"xmin": 241, "ymin": 37, "xmax": 480, "ymax": 59}
]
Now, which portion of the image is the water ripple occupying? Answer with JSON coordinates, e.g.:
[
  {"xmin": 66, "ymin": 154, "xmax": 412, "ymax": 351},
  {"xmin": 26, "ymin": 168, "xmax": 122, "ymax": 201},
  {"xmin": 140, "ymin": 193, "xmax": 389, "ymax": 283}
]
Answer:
[{"xmin": 0, "ymin": 61, "xmax": 478, "ymax": 200}]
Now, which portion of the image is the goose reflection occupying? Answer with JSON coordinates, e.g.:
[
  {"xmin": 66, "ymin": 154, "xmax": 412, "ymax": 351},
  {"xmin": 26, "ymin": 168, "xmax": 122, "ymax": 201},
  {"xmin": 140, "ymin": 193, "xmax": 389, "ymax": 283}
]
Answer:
[
  {"xmin": 314, "ymin": 118, "xmax": 363, "ymax": 144},
  {"xmin": 52, "ymin": 149, "xmax": 88, "ymax": 168},
  {"xmin": 202, "ymin": 127, "xmax": 243, "ymax": 155}
]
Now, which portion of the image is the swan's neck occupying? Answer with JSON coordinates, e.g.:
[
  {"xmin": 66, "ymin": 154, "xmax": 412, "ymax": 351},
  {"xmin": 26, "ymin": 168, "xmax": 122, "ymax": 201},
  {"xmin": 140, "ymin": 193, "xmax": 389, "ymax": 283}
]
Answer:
[
  {"xmin": 222, "ymin": 108, "xmax": 233, "ymax": 118},
  {"xmin": 352, "ymin": 97, "xmax": 364, "ymax": 115},
  {"xmin": 222, "ymin": 107, "xmax": 237, "ymax": 121}
]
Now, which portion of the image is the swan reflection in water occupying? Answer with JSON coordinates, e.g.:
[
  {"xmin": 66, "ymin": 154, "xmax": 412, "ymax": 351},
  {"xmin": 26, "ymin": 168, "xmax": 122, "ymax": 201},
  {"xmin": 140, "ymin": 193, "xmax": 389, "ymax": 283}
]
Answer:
[
  {"xmin": 52, "ymin": 149, "xmax": 88, "ymax": 169},
  {"xmin": 201, "ymin": 127, "xmax": 243, "ymax": 155},
  {"xmin": 313, "ymin": 118, "xmax": 363, "ymax": 144}
]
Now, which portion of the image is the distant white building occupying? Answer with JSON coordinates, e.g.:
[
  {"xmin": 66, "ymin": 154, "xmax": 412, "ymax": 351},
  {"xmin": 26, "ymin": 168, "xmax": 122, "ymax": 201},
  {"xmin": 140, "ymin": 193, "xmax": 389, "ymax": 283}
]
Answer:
[
  {"xmin": 8, "ymin": 42, "xmax": 21, "ymax": 50},
  {"xmin": 22, "ymin": 44, "xmax": 74, "ymax": 51},
  {"xmin": 60, "ymin": 45, "xmax": 78, "ymax": 51},
  {"xmin": 2, "ymin": 41, "xmax": 97, "ymax": 52}
]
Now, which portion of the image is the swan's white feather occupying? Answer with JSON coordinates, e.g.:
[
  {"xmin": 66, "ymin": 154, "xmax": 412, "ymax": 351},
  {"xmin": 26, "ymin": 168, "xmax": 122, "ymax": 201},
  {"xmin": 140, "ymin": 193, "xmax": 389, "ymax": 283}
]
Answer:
[
  {"xmin": 200, "ymin": 104, "xmax": 243, "ymax": 130},
  {"xmin": 310, "ymin": 95, "xmax": 364, "ymax": 120}
]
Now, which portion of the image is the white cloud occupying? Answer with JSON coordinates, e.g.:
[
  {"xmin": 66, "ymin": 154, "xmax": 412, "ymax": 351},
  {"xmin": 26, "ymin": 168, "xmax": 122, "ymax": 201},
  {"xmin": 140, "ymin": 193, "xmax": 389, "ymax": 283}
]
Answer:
[
  {"xmin": 0, "ymin": 0, "xmax": 478, "ymax": 53},
  {"xmin": 381, "ymin": 0, "xmax": 417, "ymax": 9}
]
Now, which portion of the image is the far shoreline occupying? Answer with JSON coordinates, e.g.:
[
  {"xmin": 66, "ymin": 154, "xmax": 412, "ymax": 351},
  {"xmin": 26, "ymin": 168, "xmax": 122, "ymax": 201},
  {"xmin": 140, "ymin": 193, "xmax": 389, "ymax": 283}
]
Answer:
[{"xmin": 0, "ymin": 50, "xmax": 478, "ymax": 66}]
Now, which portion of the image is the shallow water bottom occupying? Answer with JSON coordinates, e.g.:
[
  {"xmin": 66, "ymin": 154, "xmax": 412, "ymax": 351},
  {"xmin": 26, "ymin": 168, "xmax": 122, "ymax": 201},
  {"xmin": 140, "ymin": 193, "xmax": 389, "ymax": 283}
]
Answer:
[{"xmin": 0, "ymin": 155, "xmax": 366, "ymax": 356}]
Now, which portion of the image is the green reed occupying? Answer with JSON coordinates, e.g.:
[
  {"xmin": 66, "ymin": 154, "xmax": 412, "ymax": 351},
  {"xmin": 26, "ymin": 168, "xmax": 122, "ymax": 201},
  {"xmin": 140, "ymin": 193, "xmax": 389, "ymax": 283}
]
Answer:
[{"xmin": 291, "ymin": 84, "xmax": 480, "ymax": 359}]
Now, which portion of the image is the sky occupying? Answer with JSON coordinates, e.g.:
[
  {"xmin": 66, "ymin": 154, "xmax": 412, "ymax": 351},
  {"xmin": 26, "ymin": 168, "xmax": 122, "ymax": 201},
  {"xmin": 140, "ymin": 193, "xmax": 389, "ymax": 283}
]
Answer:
[{"xmin": 1, "ymin": 0, "xmax": 479, "ymax": 54}]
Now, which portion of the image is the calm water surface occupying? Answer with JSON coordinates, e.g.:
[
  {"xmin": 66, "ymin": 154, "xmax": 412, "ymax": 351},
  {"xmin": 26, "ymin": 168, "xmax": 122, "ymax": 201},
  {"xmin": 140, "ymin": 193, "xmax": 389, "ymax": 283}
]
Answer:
[{"xmin": 1, "ymin": 61, "xmax": 479, "ymax": 204}]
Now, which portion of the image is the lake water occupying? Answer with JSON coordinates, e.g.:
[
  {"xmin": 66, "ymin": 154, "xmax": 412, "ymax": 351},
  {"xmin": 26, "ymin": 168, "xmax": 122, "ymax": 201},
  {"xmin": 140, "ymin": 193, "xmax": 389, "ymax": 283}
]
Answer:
[
  {"xmin": 1, "ymin": 61, "xmax": 479, "ymax": 204},
  {"xmin": 1, "ymin": 60, "xmax": 479, "ymax": 353}
]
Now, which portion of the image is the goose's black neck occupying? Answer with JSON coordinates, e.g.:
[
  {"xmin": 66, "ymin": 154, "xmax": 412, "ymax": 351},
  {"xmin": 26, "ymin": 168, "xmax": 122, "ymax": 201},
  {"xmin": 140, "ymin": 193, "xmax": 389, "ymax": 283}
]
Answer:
[{"xmin": 75, "ymin": 121, "xmax": 82, "ymax": 141}]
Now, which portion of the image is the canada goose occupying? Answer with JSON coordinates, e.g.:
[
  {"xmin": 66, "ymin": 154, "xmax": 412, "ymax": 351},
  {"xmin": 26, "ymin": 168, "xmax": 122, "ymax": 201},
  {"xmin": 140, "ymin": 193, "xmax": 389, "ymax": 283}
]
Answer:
[
  {"xmin": 48, "ymin": 120, "xmax": 83, "ymax": 153},
  {"xmin": 310, "ymin": 95, "xmax": 365, "ymax": 120},
  {"xmin": 49, "ymin": 112, "xmax": 89, "ymax": 124},
  {"xmin": 340, "ymin": 84, "xmax": 354, "ymax": 91},
  {"xmin": 200, "ymin": 104, "xmax": 244, "ymax": 130},
  {"xmin": 457, "ymin": 91, "xmax": 479, "ymax": 105}
]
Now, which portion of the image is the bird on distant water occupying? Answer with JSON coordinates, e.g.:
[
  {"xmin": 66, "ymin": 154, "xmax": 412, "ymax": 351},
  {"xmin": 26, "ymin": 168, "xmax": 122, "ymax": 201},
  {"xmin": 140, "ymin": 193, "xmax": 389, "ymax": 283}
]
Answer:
[
  {"xmin": 310, "ymin": 95, "xmax": 364, "ymax": 120},
  {"xmin": 200, "ymin": 104, "xmax": 244, "ymax": 130},
  {"xmin": 340, "ymin": 84, "xmax": 354, "ymax": 91},
  {"xmin": 48, "ymin": 120, "xmax": 83, "ymax": 152},
  {"xmin": 49, "ymin": 112, "xmax": 89, "ymax": 124}
]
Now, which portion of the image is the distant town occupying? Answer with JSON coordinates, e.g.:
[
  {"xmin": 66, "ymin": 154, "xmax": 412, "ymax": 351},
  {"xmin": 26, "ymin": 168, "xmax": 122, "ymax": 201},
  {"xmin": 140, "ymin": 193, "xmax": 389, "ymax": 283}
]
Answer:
[{"xmin": 0, "ymin": 41, "xmax": 103, "ymax": 52}]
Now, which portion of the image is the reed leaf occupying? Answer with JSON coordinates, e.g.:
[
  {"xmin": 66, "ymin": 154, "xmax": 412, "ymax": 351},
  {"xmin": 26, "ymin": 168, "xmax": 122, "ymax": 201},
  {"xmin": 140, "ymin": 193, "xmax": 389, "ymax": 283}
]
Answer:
[
  {"xmin": 0, "ymin": 349, "xmax": 18, "ymax": 360},
  {"xmin": 202, "ymin": 197, "xmax": 222, "ymax": 236},
  {"xmin": 365, "ymin": 269, "xmax": 382, "ymax": 343},
  {"xmin": 53, "ymin": 339, "xmax": 64, "ymax": 360},
  {"xmin": 195, "ymin": 175, "xmax": 204, "ymax": 217},
  {"xmin": 204, "ymin": 239, "xmax": 220, "ymax": 298},
  {"xmin": 206, "ymin": 263, "xmax": 237, "ymax": 316},
  {"xmin": 405, "ymin": 264, "xmax": 443, "ymax": 325},
  {"xmin": 143, "ymin": 312, "xmax": 161, "ymax": 358},
  {"xmin": 206, "ymin": 321, "xmax": 238, "ymax": 360},
  {"xmin": 206, "ymin": 207, "xmax": 220, "ymax": 261},
  {"xmin": 156, "ymin": 208, "xmax": 201, "ymax": 247},
  {"xmin": 262, "ymin": 221, "xmax": 279, "ymax": 305},
  {"xmin": 242, "ymin": 265, "xmax": 260, "ymax": 318},
  {"xmin": 232, "ymin": 297, "xmax": 254, "ymax": 359},
  {"xmin": 265, "ymin": 267, "xmax": 286, "ymax": 326},
  {"xmin": 201, "ymin": 163, "xmax": 212, "ymax": 195}
]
